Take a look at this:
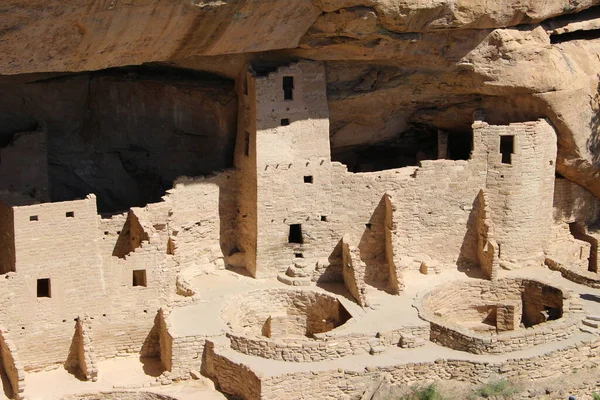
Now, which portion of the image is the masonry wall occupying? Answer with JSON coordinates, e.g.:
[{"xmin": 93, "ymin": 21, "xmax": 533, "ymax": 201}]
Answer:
[
  {"xmin": 168, "ymin": 173, "xmax": 237, "ymax": 275},
  {"xmin": 258, "ymin": 336, "xmax": 600, "ymax": 400},
  {"xmin": 0, "ymin": 196, "xmax": 171, "ymax": 370},
  {"xmin": 483, "ymin": 119, "xmax": 557, "ymax": 269},
  {"xmin": 234, "ymin": 69, "xmax": 258, "ymax": 277},
  {"xmin": 0, "ymin": 130, "xmax": 49, "ymax": 202},
  {"xmin": 250, "ymin": 62, "xmax": 333, "ymax": 278}
]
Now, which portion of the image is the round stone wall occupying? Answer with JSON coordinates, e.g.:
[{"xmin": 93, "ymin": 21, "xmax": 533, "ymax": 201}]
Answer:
[
  {"xmin": 222, "ymin": 288, "xmax": 359, "ymax": 362},
  {"xmin": 416, "ymin": 278, "xmax": 581, "ymax": 354}
]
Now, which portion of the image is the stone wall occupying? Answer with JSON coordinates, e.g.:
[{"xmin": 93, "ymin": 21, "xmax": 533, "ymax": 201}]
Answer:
[
  {"xmin": 222, "ymin": 288, "xmax": 350, "ymax": 338},
  {"xmin": 417, "ymin": 278, "xmax": 580, "ymax": 354},
  {"xmin": 62, "ymin": 391, "xmax": 178, "ymax": 400},
  {"xmin": 482, "ymin": 119, "xmax": 557, "ymax": 269},
  {"xmin": 476, "ymin": 189, "xmax": 499, "ymax": 280},
  {"xmin": 0, "ymin": 328, "xmax": 24, "ymax": 399},
  {"xmin": 251, "ymin": 62, "xmax": 333, "ymax": 278},
  {"xmin": 202, "ymin": 341, "xmax": 262, "ymax": 400},
  {"xmin": 257, "ymin": 336, "xmax": 600, "ymax": 400},
  {"xmin": 227, "ymin": 324, "xmax": 428, "ymax": 363},
  {"xmin": 167, "ymin": 173, "xmax": 237, "ymax": 275},
  {"xmin": 0, "ymin": 196, "xmax": 171, "ymax": 370}
]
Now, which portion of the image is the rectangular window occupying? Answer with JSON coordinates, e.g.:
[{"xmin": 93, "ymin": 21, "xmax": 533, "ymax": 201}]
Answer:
[
  {"xmin": 288, "ymin": 224, "xmax": 303, "ymax": 244},
  {"xmin": 303, "ymin": 176, "xmax": 313, "ymax": 184},
  {"xmin": 133, "ymin": 270, "xmax": 147, "ymax": 287},
  {"xmin": 244, "ymin": 131, "xmax": 250, "ymax": 156},
  {"xmin": 283, "ymin": 76, "xmax": 294, "ymax": 100},
  {"xmin": 280, "ymin": 118, "xmax": 290, "ymax": 126},
  {"xmin": 66, "ymin": 211, "xmax": 74, "ymax": 218},
  {"xmin": 37, "ymin": 278, "xmax": 51, "ymax": 298},
  {"xmin": 500, "ymin": 135, "xmax": 514, "ymax": 165},
  {"xmin": 30, "ymin": 215, "xmax": 38, "ymax": 222}
]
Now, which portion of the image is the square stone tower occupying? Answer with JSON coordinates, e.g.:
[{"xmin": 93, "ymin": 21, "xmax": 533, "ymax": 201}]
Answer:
[{"xmin": 235, "ymin": 61, "xmax": 332, "ymax": 278}]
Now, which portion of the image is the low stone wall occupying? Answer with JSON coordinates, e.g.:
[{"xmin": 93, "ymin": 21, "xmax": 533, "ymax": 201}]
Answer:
[
  {"xmin": 202, "ymin": 341, "xmax": 261, "ymax": 400},
  {"xmin": 258, "ymin": 337, "xmax": 600, "ymax": 400},
  {"xmin": 0, "ymin": 328, "xmax": 25, "ymax": 399},
  {"xmin": 62, "ymin": 391, "xmax": 178, "ymax": 400},
  {"xmin": 227, "ymin": 325, "xmax": 429, "ymax": 362},
  {"xmin": 429, "ymin": 319, "xmax": 579, "ymax": 354},
  {"xmin": 416, "ymin": 278, "xmax": 581, "ymax": 354},
  {"xmin": 546, "ymin": 258, "xmax": 600, "ymax": 289}
]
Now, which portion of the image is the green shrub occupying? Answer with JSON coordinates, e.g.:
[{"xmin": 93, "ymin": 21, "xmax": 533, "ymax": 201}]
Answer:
[
  {"xmin": 592, "ymin": 393, "xmax": 600, "ymax": 400},
  {"xmin": 403, "ymin": 383, "xmax": 446, "ymax": 400},
  {"xmin": 471, "ymin": 379, "xmax": 518, "ymax": 399}
]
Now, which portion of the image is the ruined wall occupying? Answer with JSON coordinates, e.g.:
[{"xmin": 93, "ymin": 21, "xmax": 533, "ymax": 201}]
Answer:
[
  {"xmin": 475, "ymin": 190, "xmax": 498, "ymax": 280},
  {"xmin": 258, "ymin": 335, "xmax": 600, "ymax": 400},
  {"xmin": 0, "ymin": 328, "xmax": 24, "ymax": 399},
  {"xmin": 222, "ymin": 289, "xmax": 349, "ymax": 338},
  {"xmin": 418, "ymin": 278, "xmax": 579, "ymax": 354},
  {"xmin": 168, "ymin": 173, "xmax": 237, "ymax": 275},
  {"xmin": 0, "ymin": 196, "xmax": 170, "ymax": 370},
  {"xmin": 203, "ymin": 341, "xmax": 262, "ymax": 400}
]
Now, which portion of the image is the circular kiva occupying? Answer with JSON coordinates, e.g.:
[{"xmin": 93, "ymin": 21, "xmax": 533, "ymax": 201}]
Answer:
[
  {"xmin": 415, "ymin": 278, "xmax": 582, "ymax": 354},
  {"xmin": 221, "ymin": 288, "xmax": 359, "ymax": 362}
]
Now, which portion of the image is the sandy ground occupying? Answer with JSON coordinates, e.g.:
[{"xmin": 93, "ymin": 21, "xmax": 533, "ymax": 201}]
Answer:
[{"xmin": 19, "ymin": 356, "xmax": 229, "ymax": 400}]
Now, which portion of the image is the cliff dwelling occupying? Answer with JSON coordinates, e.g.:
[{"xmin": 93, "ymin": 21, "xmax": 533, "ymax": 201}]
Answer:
[{"xmin": 3, "ymin": 2, "xmax": 600, "ymax": 400}]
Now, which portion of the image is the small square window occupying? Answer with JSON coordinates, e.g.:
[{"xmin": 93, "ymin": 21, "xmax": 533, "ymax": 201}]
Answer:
[
  {"xmin": 281, "ymin": 118, "xmax": 290, "ymax": 126},
  {"xmin": 30, "ymin": 215, "xmax": 38, "ymax": 222},
  {"xmin": 294, "ymin": 253, "xmax": 304, "ymax": 258},
  {"xmin": 37, "ymin": 278, "xmax": 51, "ymax": 298},
  {"xmin": 365, "ymin": 223, "xmax": 372, "ymax": 230},
  {"xmin": 303, "ymin": 176, "xmax": 313, "ymax": 184},
  {"xmin": 66, "ymin": 211, "xmax": 74, "ymax": 218},
  {"xmin": 132, "ymin": 270, "xmax": 147, "ymax": 287},
  {"xmin": 321, "ymin": 216, "xmax": 328, "ymax": 222}
]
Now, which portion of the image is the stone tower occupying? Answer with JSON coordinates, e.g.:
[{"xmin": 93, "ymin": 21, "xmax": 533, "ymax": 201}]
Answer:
[{"xmin": 235, "ymin": 61, "xmax": 332, "ymax": 278}]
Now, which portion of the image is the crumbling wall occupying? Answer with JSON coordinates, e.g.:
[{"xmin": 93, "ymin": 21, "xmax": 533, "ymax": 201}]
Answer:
[
  {"xmin": 202, "ymin": 341, "xmax": 261, "ymax": 400},
  {"xmin": 223, "ymin": 289, "xmax": 350, "ymax": 338},
  {"xmin": 168, "ymin": 173, "xmax": 236, "ymax": 275},
  {"xmin": 475, "ymin": 189, "xmax": 499, "ymax": 280},
  {"xmin": 0, "ymin": 328, "xmax": 24, "ymax": 399},
  {"xmin": 341, "ymin": 235, "xmax": 368, "ymax": 306},
  {"xmin": 259, "ymin": 335, "xmax": 600, "ymax": 400},
  {"xmin": 384, "ymin": 193, "xmax": 402, "ymax": 294},
  {"xmin": 0, "ymin": 195, "xmax": 171, "ymax": 371}
]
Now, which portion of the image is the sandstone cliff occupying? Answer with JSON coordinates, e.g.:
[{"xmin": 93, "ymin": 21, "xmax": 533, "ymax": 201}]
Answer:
[{"xmin": 2, "ymin": 0, "xmax": 600, "ymax": 206}]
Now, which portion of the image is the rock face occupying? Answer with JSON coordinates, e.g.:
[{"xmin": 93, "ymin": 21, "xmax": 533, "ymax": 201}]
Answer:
[
  {"xmin": 1, "ymin": 1, "xmax": 600, "ymax": 204},
  {"xmin": 0, "ymin": 68, "xmax": 236, "ymax": 212}
]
